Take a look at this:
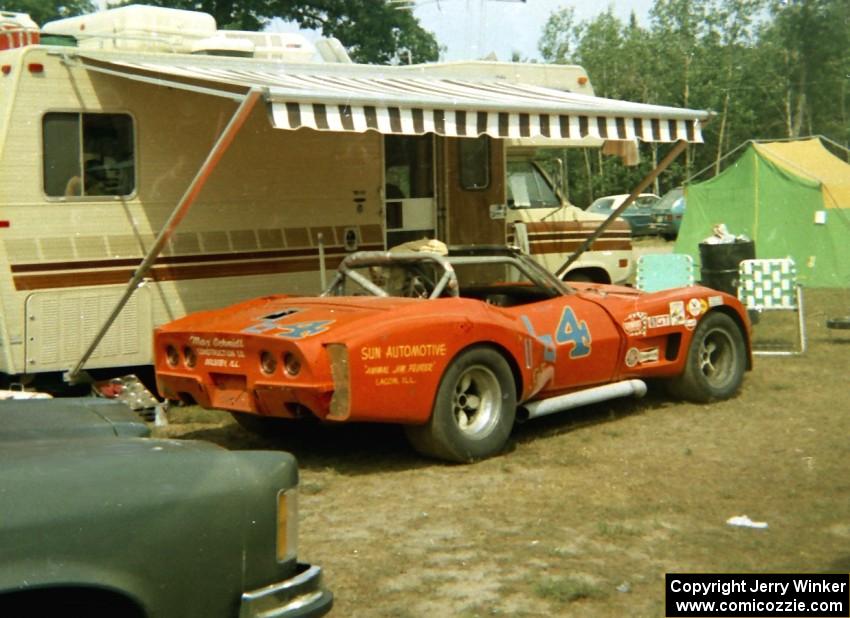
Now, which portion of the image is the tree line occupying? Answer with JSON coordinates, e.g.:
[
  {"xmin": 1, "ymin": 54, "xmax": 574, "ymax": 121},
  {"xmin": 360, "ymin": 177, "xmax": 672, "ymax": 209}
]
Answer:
[
  {"xmin": 7, "ymin": 0, "xmax": 440, "ymax": 65},
  {"xmin": 538, "ymin": 0, "xmax": 850, "ymax": 205}
]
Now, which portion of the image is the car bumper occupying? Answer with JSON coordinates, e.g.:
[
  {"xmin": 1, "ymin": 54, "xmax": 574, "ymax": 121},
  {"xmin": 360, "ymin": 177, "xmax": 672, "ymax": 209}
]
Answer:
[
  {"xmin": 240, "ymin": 563, "xmax": 333, "ymax": 618},
  {"xmin": 157, "ymin": 372, "xmax": 332, "ymax": 417},
  {"xmin": 647, "ymin": 222, "xmax": 675, "ymax": 235}
]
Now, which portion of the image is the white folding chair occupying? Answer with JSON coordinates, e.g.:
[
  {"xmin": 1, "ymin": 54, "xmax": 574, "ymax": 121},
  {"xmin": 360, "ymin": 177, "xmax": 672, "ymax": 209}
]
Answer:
[
  {"xmin": 737, "ymin": 258, "xmax": 806, "ymax": 355},
  {"xmin": 636, "ymin": 253, "xmax": 695, "ymax": 292}
]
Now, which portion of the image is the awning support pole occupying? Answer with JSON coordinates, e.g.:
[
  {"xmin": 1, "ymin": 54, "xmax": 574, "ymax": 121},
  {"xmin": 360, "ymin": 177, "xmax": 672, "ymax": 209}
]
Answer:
[
  {"xmin": 555, "ymin": 139, "xmax": 689, "ymax": 278},
  {"xmin": 64, "ymin": 88, "xmax": 262, "ymax": 384}
]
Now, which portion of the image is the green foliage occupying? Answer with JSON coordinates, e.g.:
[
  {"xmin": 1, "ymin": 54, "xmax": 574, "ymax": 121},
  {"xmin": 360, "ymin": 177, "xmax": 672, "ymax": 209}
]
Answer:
[
  {"xmin": 275, "ymin": 0, "xmax": 439, "ymax": 64},
  {"xmin": 538, "ymin": 6, "xmax": 579, "ymax": 64},
  {"xmin": 534, "ymin": 576, "xmax": 604, "ymax": 603},
  {"xmin": 137, "ymin": 0, "xmax": 439, "ymax": 64},
  {"xmin": 3, "ymin": 0, "xmax": 95, "ymax": 24},
  {"xmin": 538, "ymin": 0, "xmax": 850, "ymax": 197}
]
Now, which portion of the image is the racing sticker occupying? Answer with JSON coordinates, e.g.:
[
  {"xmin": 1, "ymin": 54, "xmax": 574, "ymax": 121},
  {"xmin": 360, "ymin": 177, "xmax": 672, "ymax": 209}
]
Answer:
[
  {"xmin": 190, "ymin": 335, "xmax": 246, "ymax": 369},
  {"xmin": 648, "ymin": 314, "xmax": 671, "ymax": 329},
  {"xmin": 687, "ymin": 298, "xmax": 704, "ymax": 317},
  {"xmin": 669, "ymin": 301, "xmax": 686, "ymax": 326},
  {"xmin": 638, "ymin": 347, "xmax": 660, "ymax": 363},
  {"xmin": 277, "ymin": 320, "xmax": 335, "ymax": 339},
  {"xmin": 623, "ymin": 312, "xmax": 648, "ymax": 336},
  {"xmin": 708, "ymin": 295, "xmax": 724, "ymax": 307},
  {"xmin": 625, "ymin": 346, "xmax": 660, "ymax": 368},
  {"xmin": 361, "ymin": 343, "xmax": 447, "ymax": 386}
]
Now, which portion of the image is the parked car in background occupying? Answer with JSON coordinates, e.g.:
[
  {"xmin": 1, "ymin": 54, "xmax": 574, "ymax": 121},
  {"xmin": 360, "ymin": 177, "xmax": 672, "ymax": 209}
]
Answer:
[
  {"xmin": 0, "ymin": 398, "xmax": 332, "ymax": 618},
  {"xmin": 650, "ymin": 187, "xmax": 686, "ymax": 240},
  {"xmin": 586, "ymin": 193, "xmax": 660, "ymax": 236}
]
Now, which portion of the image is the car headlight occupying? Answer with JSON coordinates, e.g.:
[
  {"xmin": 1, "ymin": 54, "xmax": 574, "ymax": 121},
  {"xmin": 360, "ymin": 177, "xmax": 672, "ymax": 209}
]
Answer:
[{"xmin": 277, "ymin": 488, "xmax": 298, "ymax": 562}]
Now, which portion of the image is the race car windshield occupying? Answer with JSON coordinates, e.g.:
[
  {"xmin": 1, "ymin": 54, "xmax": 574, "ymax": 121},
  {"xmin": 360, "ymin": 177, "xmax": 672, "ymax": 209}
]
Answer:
[{"xmin": 324, "ymin": 251, "xmax": 567, "ymax": 304}]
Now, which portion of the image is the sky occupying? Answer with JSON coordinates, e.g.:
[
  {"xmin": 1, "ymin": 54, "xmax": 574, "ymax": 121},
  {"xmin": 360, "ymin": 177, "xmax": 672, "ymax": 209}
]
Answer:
[
  {"xmin": 411, "ymin": 0, "xmax": 656, "ymax": 62},
  {"xmin": 269, "ymin": 1, "xmax": 656, "ymax": 63}
]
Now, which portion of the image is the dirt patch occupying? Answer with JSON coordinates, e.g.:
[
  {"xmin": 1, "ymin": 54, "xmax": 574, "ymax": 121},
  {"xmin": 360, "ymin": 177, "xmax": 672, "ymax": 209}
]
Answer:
[{"xmin": 156, "ymin": 288, "xmax": 850, "ymax": 617}]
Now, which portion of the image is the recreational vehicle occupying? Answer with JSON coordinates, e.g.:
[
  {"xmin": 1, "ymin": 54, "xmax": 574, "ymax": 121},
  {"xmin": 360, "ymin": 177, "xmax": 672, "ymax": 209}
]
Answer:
[{"xmin": 0, "ymin": 5, "xmax": 709, "ymax": 384}]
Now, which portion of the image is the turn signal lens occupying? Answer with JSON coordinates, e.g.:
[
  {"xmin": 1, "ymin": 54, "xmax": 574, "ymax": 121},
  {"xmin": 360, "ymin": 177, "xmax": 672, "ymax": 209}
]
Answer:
[
  {"xmin": 260, "ymin": 350, "xmax": 277, "ymax": 374},
  {"xmin": 283, "ymin": 352, "xmax": 301, "ymax": 376},
  {"xmin": 183, "ymin": 346, "xmax": 196, "ymax": 368},
  {"xmin": 277, "ymin": 489, "xmax": 298, "ymax": 562},
  {"xmin": 165, "ymin": 345, "xmax": 179, "ymax": 367}
]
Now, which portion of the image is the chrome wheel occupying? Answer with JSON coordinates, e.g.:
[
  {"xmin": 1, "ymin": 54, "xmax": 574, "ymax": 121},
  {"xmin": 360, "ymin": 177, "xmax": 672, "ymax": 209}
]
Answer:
[
  {"xmin": 452, "ymin": 366, "xmax": 502, "ymax": 437},
  {"xmin": 698, "ymin": 327, "xmax": 736, "ymax": 388},
  {"xmin": 404, "ymin": 347, "xmax": 516, "ymax": 462},
  {"xmin": 667, "ymin": 311, "xmax": 747, "ymax": 403}
]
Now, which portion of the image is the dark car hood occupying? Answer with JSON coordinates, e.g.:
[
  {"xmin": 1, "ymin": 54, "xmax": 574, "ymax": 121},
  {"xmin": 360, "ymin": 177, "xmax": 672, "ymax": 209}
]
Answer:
[{"xmin": 0, "ymin": 398, "xmax": 150, "ymax": 441}]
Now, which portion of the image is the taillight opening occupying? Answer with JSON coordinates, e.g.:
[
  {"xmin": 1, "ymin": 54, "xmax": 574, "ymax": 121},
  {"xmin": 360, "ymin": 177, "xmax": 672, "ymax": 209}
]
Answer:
[
  {"xmin": 260, "ymin": 350, "xmax": 278, "ymax": 374},
  {"xmin": 283, "ymin": 352, "xmax": 301, "ymax": 377},
  {"xmin": 183, "ymin": 346, "xmax": 197, "ymax": 368},
  {"xmin": 165, "ymin": 344, "xmax": 179, "ymax": 367}
]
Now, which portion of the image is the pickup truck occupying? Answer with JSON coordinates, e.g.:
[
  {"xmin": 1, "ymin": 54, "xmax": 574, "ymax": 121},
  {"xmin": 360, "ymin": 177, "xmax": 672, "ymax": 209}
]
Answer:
[
  {"xmin": 505, "ymin": 154, "xmax": 634, "ymax": 284},
  {"xmin": 0, "ymin": 398, "xmax": 332, "ymax": 617}
]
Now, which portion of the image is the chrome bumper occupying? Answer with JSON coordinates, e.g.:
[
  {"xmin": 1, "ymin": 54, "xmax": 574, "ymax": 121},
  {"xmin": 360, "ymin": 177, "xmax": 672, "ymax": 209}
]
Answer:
[{"xmin": 239, "ymin": 564, "xmax": 332, "ymax": 618}]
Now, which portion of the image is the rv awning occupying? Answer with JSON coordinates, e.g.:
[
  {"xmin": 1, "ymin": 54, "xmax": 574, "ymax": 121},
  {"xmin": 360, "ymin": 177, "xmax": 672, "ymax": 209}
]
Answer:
[{"xmin": 76, "ymin": 53, "xmax": 709, "ymax": 143}]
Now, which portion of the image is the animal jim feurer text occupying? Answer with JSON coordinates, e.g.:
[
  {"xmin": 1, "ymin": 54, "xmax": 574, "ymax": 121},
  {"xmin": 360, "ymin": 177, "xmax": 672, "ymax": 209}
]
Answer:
[{"xmin": 665, "ymin": 573, "xmax": 849, "ymax": 617}]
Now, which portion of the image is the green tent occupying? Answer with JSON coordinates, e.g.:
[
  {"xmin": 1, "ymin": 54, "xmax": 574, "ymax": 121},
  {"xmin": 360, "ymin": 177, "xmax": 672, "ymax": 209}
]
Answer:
[{"xmin": 675, "ymin": 138, "xmax": 850, "ymax": 287}]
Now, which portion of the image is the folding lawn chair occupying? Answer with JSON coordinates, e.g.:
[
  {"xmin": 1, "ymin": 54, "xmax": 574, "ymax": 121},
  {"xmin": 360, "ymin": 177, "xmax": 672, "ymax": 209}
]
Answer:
[
  {"xmin": 636, "ymin": 253, "xmax": 695, "ymax": 292},
  {"xmin": 737, "ymin": 258, "xmax": 806, "ymax": 355}
]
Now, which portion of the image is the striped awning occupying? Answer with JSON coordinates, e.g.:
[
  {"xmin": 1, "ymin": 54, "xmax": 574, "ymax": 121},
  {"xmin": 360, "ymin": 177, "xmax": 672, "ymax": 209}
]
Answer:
[{"xmin": 77, "ymin": 53, "xmax": 709, "ymax": 143}]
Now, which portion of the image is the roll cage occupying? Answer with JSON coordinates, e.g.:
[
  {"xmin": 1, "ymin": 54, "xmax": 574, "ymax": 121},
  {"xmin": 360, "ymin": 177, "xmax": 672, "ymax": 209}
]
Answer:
[{"xmin": 322, "ymin": 248, "xmax": 570, "ymax": 301}]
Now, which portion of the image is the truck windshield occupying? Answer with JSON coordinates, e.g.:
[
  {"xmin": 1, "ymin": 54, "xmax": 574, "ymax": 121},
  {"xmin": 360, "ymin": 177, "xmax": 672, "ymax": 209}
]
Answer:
[{"xmin": 506, "ymin": 161, "xmax": 560, "ymax": 209}]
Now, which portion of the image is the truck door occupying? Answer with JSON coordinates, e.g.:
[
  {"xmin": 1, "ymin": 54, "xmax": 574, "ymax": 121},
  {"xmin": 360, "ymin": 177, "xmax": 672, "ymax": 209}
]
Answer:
[
  {"xmin": 445, "ymin": 136, "xmax": 506, "ymax": 246},
  {"xmin": 384, "ymin": 135, "xmax": 436, "ymax": 248}
]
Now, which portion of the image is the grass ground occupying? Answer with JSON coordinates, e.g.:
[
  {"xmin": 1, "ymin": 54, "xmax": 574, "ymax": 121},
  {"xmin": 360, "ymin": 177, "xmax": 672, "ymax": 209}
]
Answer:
[{"xmin": 157, "ymin": 287, "xmax": 850, "ymax": 617}]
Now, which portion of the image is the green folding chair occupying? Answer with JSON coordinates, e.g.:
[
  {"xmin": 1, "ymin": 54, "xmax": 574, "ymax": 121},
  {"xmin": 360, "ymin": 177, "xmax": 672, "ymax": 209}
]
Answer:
[
  {"xmin": 737, "ymin": 258, "xmax": 806, "ymax": 355},
  {"xmin": 636, "ymin": 253, "xmax": 695, "ymax": 292}
]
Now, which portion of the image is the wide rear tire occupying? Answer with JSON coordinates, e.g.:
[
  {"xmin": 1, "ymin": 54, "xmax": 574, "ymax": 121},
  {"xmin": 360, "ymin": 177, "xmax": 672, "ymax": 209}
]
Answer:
[
  {"xmin": 667, "ymin": 312, "xmax": 746, "ymax": 403},
  {"xmin": 405, "ymin": 347, "xmax": 516, "ymax": 463}
]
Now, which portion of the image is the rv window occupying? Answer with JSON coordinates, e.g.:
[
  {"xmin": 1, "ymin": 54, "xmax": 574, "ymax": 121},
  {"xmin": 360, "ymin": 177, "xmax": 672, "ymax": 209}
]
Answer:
[
  {"xmin": 43, "ymin": 112, "xmax": 135, "ymax": 198},
  {"xmin": 458, "ymin": 136, "xmax": 490, "ymax": 190},
  {"xmin": 384, "ymin": 135, "xmax": 434, "ymax": 199}
]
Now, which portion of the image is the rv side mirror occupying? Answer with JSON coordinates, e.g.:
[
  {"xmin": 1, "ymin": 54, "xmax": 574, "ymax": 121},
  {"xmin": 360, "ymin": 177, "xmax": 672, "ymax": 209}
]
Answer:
[{"xmin": 552, "ymin": 158, "xmax": 565, "ymax": 199}]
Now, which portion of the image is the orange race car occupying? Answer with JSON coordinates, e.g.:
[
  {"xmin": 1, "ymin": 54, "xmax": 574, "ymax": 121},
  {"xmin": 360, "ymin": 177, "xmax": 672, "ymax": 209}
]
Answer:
[{"xmin": 155, "ymin": 247, "xmax": 752, "ymax": 462}]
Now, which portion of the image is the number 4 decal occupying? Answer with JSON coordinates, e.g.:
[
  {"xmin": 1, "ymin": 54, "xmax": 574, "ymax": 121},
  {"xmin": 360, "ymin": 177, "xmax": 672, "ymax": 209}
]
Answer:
[
  {"xmin": 276, "ymin": 320, "xmax": 334, "ymax": 339},
  {"xmin": 555, "ymin": 307, "xmax": 592, "ymax": 358}
]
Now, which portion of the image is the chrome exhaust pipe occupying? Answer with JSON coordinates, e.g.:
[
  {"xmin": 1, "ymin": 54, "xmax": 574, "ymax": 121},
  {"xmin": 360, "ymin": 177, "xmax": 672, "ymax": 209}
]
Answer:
[{"xmin": 518, "ymin": 379, "xmax": 647, "ymax": 421}]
